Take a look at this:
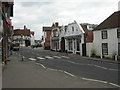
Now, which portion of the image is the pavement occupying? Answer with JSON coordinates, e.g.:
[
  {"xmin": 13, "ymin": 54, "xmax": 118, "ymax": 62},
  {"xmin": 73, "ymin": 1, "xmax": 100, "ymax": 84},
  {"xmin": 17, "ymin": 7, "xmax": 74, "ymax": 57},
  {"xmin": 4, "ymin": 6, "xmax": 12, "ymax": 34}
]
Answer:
[{"xmin": 2, "ymin": 53, "xmax": 119, "ymax": 88}]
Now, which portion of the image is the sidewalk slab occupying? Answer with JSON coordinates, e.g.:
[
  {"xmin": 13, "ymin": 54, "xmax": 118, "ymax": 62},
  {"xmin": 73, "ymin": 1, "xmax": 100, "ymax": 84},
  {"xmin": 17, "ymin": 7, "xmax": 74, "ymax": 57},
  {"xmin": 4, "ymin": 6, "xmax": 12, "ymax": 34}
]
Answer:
[{"xmin": 2, "ymin": 54, "xmax": 117, "ymax": 88}]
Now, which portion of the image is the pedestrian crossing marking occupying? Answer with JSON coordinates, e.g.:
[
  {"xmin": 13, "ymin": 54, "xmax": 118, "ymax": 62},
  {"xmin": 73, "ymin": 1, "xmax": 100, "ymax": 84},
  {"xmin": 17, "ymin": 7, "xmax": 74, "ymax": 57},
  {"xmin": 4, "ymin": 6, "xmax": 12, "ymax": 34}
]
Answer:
[
  {"xmin": 61, "ymin": 56, "xmax": 70, "ymax": 59},
  {"xmin": 53, "ymin": 56, "xmax": 61, "ymax": 59},
  {"xmin": 45, "ymin": 56, "xmax": 53, "ymax": 59},
  {"xmin": 29, "ymin": 58, "xmax": 36, "ymax": 61},
  {"xmin": 29, "ymin": 56, "xmax": 70, "ymax": 61},
  {"xmin": 37, "ymin": 57, "xmax": 45, "ymax": 60}
]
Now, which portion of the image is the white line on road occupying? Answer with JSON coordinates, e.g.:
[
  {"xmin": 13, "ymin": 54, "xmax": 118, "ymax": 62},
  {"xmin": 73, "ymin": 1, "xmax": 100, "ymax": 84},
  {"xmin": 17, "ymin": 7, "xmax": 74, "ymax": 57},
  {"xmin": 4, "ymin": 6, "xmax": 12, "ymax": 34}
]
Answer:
[
  {"xmin": 108, "ymin": 69, "xmax": 119, "ymax": 72},
  {"xmin": 63, "ymin": 71, "xmax": 76, "ymax": 77},
  {"xmin": 61, "ymin": 56, "xmax": 70, "ymax": 59},
  {"xmin": 45, "ymin": 56, "xmax": 53, "ymax": 59},
  {"xmin": 82, "ymin": 78, "xmax": 107, "ymax": 84},
  {"xmin": 35, "ymin": 62, "xmax": 46, "ymax": 68},
  {"xmin": 109, "ymin": 83, "xmax": 120, "ymax": 88},
  {"xmin": 37, "ymin": 57, "xmax": 45, "ymax": 60},
  {"xmin": 53, "ymin": 56, "xmax": 61, "ymax": 59},
  {"xmin": 47, "ymin": 68, "xmax": 58, "ymax": 71},
  {"xmin": 94, "ymin": 65, "xmax": 107, "ymax": 70},
  {"xmin": 29, "ymin": 58, "xmax": 36, "ymax": 61}
]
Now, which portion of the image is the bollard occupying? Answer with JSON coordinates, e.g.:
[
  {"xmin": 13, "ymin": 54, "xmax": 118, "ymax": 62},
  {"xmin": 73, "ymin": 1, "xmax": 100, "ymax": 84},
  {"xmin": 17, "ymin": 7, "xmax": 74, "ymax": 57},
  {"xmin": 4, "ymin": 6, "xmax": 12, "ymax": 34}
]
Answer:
[
  {"xmin": 115, "ymin": 55, "xmax": 117, "ymax": 61},
  {"xmin": 22, "ymin": 56, "xmax": 24, "ymax": 61}
]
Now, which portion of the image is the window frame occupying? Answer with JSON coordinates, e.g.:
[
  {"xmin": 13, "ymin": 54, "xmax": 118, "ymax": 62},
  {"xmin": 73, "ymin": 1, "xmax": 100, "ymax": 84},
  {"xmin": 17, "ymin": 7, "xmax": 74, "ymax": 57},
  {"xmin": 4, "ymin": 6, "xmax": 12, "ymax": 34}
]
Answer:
[
  {"xmin": 117, "ymin": 28, "xmax": 120, "ymax": 38},
  {"xmin": 102, "ymin": 31, "xmax": 107, "ymax": 39},
  {"xmin": 102, "ymin": 43, "xmax": 108, "ymax": 55},
  {"xmin": 118, "ymin": 43, "xmax": 120, "ymax": 56}
]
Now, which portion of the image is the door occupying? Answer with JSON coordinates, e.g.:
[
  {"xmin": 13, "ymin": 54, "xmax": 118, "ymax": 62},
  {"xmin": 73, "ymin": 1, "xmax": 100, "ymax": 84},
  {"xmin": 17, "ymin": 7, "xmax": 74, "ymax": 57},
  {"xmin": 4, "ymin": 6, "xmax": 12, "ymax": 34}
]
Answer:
[
  {"xmin": 82, "ymin": 43, "xmax": 86, "ymax": 56},
  {"xmin": 61, "ymin": 37, "xmax": 65, "ymax": 52}
]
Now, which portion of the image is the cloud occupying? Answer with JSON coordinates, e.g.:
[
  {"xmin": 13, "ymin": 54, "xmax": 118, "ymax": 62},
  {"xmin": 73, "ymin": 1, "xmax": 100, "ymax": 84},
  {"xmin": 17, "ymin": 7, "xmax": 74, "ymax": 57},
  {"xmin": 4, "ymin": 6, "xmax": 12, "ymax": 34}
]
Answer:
[{"xmin": 12, "ymin": 0, "xmax": 119, "ymax": 40}]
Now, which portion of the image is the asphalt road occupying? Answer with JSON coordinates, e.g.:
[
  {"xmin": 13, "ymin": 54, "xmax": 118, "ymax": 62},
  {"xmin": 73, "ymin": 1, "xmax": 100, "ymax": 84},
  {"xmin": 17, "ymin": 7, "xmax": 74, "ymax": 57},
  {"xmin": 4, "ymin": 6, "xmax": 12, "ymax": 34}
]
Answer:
[{"xmin": 15, "ymin": 47, "xmax": 120, "ymax": 87}]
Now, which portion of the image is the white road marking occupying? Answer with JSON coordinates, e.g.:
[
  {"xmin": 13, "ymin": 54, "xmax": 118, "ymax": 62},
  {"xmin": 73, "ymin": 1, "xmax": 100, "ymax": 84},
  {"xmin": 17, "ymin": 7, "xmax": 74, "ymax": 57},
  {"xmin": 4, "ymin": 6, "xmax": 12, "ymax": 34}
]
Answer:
[
  {"xmin": 47, "ymin": 68, "xmax": 58, "ymax": 71},
  {"xmin": 45, "ymin": 56, "xmax": 53, "ymax": 59},
  {"xmin": 29, "ymin": 58, "xmax": 36, "ymax": 61},
  {"xmin": 61, "ymin": 56, "xmax": 70, "ymax": 59},
  {"xmin": 35, "ymin": 62, "xmax": 46, "ymax": 68},
  {"xmin": 109, "ymin": 83, "xmax": 120, "ymax": 88},
  {"xmin": 108, "ymin": 69, "xmax": 119, "ymax": 72},
  {"xmin": 53, "ymin": 56, "xmax": 61, "ymax": 59},
  {"xmin": 94, "ymin": 65, "xmax": 107, "ymax": 70},
  {"xmin": 63, "ymin": 71, "xmax": 76, "ymax": 77},
  {"xmin": 37, "ymin": 57, "xmax": 45, "ymax": 60},
  {"xmin": 82, "ymin": 78, "xmax": 107, "ymax": 84}
]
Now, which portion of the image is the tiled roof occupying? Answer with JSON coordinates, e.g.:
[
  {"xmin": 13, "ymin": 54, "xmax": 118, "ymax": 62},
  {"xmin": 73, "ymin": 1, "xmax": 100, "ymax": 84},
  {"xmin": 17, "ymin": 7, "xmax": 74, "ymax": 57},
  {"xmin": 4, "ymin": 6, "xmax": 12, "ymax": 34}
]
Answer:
[
  {"xmin": 43, "ymin": 27, "xmax": 52, "ymax": 31},
  {"xmin": 14, "ymin": 29, "xmax": 30, "ymax": 36},
  {"xmin": 94, "ymin": 11, "xmax": 120, "ymax": 30}
]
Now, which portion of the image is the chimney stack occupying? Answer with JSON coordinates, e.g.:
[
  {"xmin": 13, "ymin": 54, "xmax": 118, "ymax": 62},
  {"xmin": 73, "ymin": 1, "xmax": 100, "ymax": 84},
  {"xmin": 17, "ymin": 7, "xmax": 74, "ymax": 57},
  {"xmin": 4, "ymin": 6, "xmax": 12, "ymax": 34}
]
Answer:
[
  {"xmin": 24, "ymin": 25, "xmax": 27, "ymax": 30},
  {"xmin": 55, "ymin": 22, "xmax": 59, "ymax": 27},
  {"xmin": 52, "ymin": 23, "xmax": 55, "ymax": 27}
]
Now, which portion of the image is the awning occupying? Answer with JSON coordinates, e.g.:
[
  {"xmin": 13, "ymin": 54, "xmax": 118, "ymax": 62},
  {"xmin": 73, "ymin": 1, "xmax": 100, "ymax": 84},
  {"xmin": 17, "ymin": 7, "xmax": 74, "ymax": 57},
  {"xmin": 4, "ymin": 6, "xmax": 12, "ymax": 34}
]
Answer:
[
  {"xmin": 51, "ymin": 37, "xmax": 59, "ymax": 41},
  {"xmin": 65, "ymin": 35, "xmax": 81, "ymax": 39}
]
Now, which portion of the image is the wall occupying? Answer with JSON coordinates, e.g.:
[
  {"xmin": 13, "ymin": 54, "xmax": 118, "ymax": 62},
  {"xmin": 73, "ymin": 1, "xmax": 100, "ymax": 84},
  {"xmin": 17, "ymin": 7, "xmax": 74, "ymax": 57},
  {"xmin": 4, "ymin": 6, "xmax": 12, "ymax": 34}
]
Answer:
[
  {"xmin": 93, "ymin": 28, "xmax": 119, "ymax": 59},
  {"xmin": 30, "ymin": 35, "xmax": 35, "ymax": 45},
  {"xmin": 86, "ymin": 43, "xmax": 93, "ymax": 57}
]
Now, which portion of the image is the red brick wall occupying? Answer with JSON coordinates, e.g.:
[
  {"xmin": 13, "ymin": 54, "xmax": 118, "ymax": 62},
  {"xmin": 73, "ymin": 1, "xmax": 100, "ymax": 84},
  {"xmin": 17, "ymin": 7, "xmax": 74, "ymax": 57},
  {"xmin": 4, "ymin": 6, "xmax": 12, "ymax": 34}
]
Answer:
[
  {"xmin": 44, "ymin": 30, "xmax": 52, "ymax": 49},
  {"xmin": 85, "ymin": 31, "xmax": 93, "ymax": 43}
]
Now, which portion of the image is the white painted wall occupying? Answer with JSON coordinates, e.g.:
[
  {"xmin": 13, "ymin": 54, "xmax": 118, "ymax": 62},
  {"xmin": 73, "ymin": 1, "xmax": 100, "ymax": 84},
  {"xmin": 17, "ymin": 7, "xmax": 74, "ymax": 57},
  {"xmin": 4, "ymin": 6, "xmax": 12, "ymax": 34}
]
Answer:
[
  {"xmin": 93, "ymin": 28, "xmax": 119, "ymax": 59},
  {"xmin": 30, "ymin": 34, "xmax": 35, "ymax": 45},
  {"xmin": 86, "ymin": 43, "xmax": 93, "ymax": 57},
  {"xmin": 64, "ymin": 21, "xmax": 85, "ymax": 55}
]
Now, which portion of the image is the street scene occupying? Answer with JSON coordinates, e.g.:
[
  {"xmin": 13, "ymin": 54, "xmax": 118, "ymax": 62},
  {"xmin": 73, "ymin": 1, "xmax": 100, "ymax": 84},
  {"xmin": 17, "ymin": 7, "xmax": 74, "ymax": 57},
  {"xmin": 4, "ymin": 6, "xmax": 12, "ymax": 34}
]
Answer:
[
  {"xmin": 0, "ymin": 0, "xmax": 120, "ymax": 89},
  {"xmin": 2, "ymin": 47, "xmax": 120, "ymax": 88}
]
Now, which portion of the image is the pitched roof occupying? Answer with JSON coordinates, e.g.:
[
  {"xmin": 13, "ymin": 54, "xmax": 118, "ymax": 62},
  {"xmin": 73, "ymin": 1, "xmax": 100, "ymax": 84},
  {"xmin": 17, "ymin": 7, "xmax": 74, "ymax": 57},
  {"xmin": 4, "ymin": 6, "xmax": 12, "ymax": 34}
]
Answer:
[
  {"xmin": 94, "ymin": 11, "xmax": 120, "ymax": 30},
  {"xmin": 14, "ymin": 29, "xmax": 30, "ymax": 36},
  {"xmin": 43, "ymin": 27, "xmax": 52, "ymax": 31}
]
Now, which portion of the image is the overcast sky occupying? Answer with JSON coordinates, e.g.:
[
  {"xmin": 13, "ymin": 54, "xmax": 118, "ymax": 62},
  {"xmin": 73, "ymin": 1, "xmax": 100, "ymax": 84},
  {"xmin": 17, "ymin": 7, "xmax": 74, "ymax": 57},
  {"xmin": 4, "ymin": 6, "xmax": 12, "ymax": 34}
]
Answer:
[{"xmin": 12, "ymin": 0, "xmax": 119, "ymax": 40}]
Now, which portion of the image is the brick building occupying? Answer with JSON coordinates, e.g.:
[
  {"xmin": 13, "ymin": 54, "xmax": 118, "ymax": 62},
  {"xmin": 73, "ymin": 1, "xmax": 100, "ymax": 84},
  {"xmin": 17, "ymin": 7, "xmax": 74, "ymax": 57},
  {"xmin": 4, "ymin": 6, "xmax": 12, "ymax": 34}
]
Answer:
[
  {"xmin": 13, "ymin": 25, "xmax": 34, "ymax": 47},
  {"xmin": 43, "ymin": 26, "xmax": 52, "ymax": 49}
]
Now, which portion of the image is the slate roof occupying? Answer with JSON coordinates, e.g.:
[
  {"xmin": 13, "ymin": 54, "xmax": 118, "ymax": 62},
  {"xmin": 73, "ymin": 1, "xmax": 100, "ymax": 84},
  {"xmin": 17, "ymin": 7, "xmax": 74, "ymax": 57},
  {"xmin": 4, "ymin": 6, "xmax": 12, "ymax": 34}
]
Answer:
[{"xmin": 94, "ymin": 11, "xmax": 120, "ymax": 30}]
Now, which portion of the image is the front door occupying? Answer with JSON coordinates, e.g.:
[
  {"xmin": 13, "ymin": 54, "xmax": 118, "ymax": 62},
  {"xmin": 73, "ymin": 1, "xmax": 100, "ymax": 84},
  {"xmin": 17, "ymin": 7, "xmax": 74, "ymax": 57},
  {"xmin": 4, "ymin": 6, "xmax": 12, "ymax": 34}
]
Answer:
[
  {"xmin": 61, "ymin": 37, "xmax": 65, "ymax": 52},
  {"xmin": 82, "ymin": 43, "xmax": 86, "ymax": 56}
]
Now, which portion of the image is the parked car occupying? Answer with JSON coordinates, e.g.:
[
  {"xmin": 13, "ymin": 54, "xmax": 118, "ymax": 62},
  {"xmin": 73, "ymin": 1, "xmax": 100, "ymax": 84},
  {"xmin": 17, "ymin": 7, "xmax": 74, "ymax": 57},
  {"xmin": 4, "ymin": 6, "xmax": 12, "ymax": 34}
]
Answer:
[
  {"xmin": 31, "ymin": 43, "xmax": 42, "ymax": 48},
  {"xmin": 13, "ymin": 43, "xmax": 20, "ymax": 51}
]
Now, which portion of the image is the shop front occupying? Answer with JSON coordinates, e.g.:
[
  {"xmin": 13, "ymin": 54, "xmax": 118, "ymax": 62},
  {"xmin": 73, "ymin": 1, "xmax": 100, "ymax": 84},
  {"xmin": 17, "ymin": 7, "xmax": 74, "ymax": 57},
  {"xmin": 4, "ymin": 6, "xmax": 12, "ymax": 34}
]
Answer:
[{"xmin": 65, "ymin": 35, "xmax": 81, "ymax": 54}]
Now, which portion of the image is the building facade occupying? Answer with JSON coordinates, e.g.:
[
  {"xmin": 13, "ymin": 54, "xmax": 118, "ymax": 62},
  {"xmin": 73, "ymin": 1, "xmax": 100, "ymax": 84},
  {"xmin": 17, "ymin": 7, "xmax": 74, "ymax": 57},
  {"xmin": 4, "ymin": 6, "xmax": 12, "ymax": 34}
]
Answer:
[
  {"xmin": 13, "ymin": 25, "xmax": 33, "ymax": 47},
  {"xmin": 93, "ymin": 11, "xmax": 120, "ymax": 60},
  {"xmin": 64, "ymin": 21, "xmax": 97, "ymax": 56},
  {"xmin": 50, "ymin": 22, "xmax": 61, "ymax": 51},
  {"xmin": 64, "ymin": 21, "xmax": 85, "ymax": 55},
  {"xmin": 1, "ymin": 1, "xmax": 14, "ymax": 64},
  {"xmin": 43, "ymin": 27, "xmax": 52, "ymax": 50},
  {"xmin": 30, "ymin": 31, "xmax": 35, "ymax": 46}
]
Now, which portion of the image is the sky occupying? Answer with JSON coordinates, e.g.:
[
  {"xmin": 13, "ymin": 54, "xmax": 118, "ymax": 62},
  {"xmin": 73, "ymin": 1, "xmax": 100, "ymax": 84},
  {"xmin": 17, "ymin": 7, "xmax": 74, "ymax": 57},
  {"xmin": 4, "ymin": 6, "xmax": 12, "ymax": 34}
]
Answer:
[{"xmin": 12, "ymin": 0, "xmax": 119, "ymax": 40}]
